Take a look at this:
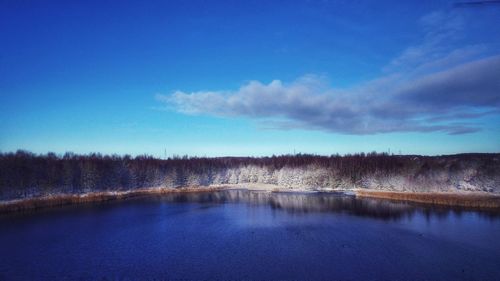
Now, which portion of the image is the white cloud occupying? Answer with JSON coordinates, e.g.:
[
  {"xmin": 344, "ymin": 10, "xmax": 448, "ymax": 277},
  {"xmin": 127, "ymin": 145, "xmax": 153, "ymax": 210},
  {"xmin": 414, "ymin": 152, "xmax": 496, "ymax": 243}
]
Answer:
[{"xmin": 157, "ymin": 10, "xmax": 500, "ymax": 135}]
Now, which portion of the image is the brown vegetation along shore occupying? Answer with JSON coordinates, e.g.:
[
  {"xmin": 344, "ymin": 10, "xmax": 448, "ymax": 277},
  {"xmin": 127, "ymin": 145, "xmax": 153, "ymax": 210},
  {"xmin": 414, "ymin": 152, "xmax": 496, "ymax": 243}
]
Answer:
[
  {"xmin": 0, "ymin": 187, "xmax": 222, "ymax": 214},
  {"xmin": 2, "ymin": 187, "xmax": 500, "ymax": 214},
  {"xmin": 355, "ymin": 190, "xmax": 500, "ymax": 209}
]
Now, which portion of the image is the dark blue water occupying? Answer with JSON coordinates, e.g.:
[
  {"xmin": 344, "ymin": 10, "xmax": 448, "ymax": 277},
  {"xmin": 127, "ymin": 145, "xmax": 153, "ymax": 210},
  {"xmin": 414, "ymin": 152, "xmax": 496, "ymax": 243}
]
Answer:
[{"xmin": 1, "ymin": 190, "xmax": 499, "ymax": 281}]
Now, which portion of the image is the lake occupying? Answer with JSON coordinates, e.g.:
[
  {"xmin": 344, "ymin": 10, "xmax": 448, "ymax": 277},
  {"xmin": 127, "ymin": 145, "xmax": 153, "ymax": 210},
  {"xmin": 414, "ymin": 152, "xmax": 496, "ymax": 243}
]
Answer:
[{"xmin": 1, "ymin": 189, "xmax": 499, "ymax": 280}]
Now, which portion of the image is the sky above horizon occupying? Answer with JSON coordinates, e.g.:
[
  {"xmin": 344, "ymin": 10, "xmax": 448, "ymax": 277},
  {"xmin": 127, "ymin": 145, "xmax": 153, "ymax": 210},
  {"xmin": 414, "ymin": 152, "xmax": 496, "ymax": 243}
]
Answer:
[{"xmin": 1, "ymin": 0, "xmax": 500, "ymax": 157}]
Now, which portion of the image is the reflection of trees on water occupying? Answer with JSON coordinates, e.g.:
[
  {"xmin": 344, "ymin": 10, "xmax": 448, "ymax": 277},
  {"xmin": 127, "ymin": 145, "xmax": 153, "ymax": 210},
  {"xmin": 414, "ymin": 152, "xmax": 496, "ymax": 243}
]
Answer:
[{"xmin": 153, "ymin": 190, "xmax": 500, "ymax": 221}]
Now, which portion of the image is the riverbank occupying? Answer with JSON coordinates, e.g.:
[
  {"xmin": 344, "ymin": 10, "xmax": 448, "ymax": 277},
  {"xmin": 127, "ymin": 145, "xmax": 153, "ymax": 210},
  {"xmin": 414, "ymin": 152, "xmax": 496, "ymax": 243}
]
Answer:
[
  {"xmin": 0, "ymin": 186, "xmax": 223, "ymax": 214},
  {"xmin": 2, "ymin": 186, "xmax": 500, "ymax": 214},
  {"xmin": 355, "ymin": 189, "xmax": 500, "ymax": 209},
  {"xmin": 223, "ymin": 184, "xmax": 500, "ymax": 209}
]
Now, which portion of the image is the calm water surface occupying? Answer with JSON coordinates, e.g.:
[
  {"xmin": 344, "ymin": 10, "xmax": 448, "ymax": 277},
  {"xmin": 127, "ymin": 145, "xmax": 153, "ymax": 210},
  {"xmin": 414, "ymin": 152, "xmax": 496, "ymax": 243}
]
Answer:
[{"xmin": 1, "ymin": 190, "xmax": 499, "ymax": 280}]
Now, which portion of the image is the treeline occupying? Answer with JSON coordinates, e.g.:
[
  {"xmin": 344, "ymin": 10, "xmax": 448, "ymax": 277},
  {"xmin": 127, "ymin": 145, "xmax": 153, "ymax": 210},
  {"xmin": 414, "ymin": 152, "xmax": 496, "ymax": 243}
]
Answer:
[{"xmin": 0, "ymin": 150, "xmax": 499, "ymax": 200}]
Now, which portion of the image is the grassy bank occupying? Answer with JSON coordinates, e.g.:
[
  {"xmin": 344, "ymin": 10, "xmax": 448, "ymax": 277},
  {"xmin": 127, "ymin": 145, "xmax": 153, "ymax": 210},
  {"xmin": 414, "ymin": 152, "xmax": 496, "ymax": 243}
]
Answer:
[
  {"xmin": 355, "ymin": 189, "xmax": 500, "ymax": 209},
  {"xmin": 3, "ymin": 187, "xmax": 500, "ymax": 214},
  {"xmin": 0, "ymin": 187, "xmax": 222, "ymax": 214}
]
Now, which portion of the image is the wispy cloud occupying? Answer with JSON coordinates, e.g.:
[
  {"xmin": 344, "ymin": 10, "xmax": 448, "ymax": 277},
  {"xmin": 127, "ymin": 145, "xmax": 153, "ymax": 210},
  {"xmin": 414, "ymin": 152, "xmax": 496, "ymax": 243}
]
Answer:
[{"xmin": 157, "ymin": 10, "xmax": 500, "ymax": 135}]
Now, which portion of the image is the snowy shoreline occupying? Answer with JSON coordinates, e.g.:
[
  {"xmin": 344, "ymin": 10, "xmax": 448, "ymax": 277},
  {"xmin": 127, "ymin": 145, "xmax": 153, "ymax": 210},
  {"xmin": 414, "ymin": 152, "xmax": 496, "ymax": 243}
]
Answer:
[{"xmin": 1, "ymin": 184, "xmax": 499, "ymax": 214}]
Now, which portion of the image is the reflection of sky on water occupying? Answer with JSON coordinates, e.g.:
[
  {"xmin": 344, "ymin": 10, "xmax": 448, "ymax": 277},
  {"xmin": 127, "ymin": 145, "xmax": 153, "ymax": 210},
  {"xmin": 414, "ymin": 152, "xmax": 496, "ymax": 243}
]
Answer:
[{"xmin": 1, "ymin": 189, "xmax": 499, "ymax": 280}]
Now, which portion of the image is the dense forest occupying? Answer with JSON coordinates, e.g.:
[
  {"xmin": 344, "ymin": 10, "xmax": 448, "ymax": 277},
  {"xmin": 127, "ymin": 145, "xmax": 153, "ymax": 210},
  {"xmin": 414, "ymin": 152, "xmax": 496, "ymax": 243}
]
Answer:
[{"xmin": 1, "ymin": 150, "xmax": 499, "ymax": 200}]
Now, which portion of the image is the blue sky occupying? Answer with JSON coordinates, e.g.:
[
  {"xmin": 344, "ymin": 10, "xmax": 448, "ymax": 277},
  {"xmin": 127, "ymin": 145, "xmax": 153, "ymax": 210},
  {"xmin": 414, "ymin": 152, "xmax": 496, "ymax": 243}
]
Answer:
[{"xmin": 1, "ymin": 0, "xmax": 499, "ymax": 157}]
